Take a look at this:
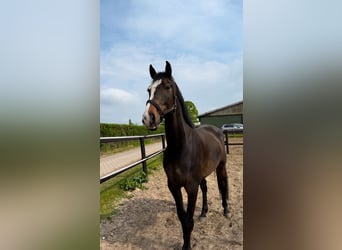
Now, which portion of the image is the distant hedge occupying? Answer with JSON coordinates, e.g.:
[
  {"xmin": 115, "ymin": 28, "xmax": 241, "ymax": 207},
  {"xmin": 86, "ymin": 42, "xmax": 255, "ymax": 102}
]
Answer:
[{"xmin": 100, "ymin": 123, "xmax": 165, "ymax": 137}]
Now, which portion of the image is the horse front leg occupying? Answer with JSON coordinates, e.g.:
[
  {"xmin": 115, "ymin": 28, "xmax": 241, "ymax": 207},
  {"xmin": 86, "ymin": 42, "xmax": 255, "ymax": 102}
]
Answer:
[
  {"xmin": 167, "ymin": 182, "xmax": 187, "ymax": 247},
  {"xmin": 182, "ymin": 184, "xmax": 199, "ymax": 250},
  {"xmin": 168, "ymin": 180, "xmax": 199, "ymax": 250}
]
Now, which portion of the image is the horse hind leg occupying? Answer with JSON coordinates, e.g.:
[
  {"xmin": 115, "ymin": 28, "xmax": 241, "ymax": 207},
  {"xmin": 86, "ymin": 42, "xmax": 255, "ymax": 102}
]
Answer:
[
  {"xmin": 199, "ymin": 178, "xmax": 208, "ymax": 217},
  {"xmin": 216, "ymin": 161, "xmax": 229, "ymax": 216}
]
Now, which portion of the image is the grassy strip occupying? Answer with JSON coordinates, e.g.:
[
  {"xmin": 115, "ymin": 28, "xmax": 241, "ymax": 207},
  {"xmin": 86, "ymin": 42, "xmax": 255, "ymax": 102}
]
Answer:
[
  {"xmin": 100, "ymin": 154, "xmax": 163, "ymax": 221},
  {"xmin": 227, "ymin": 132, "xmax": 244, "ymax": 138}
]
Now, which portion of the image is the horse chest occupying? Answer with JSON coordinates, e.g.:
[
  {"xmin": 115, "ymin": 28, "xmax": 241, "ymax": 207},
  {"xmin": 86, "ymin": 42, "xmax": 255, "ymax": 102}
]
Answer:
[
  {"xmin": 164, "ymin": 162, "xmax": 186, "ymax": 179},
  {"xmin": 163, "ymin": 153, "xmax": 201, "ymax": 186}
]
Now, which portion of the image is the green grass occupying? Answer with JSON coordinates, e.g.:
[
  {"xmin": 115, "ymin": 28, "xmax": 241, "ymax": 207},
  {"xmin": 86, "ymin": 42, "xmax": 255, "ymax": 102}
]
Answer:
[
  {"xmin": 227, "ymin": 133, "xmax": 244, "ymax": 138},
  {"xmin": 100, "ymin": 154, "xmax": 163, "ymax": 221}
]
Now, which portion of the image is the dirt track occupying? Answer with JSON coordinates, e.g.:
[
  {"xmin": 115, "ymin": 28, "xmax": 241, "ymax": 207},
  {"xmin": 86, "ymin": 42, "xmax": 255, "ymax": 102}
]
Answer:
[{"xmin": 100, "ymin": 141, "xmax": 243, "ymax": 250}]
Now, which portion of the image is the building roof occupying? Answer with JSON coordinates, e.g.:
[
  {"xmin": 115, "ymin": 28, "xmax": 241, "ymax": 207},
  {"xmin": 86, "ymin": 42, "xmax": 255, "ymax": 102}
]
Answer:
[{"xmin": 198, "ymin": 100, "xmax": 243, "ymax": 118}]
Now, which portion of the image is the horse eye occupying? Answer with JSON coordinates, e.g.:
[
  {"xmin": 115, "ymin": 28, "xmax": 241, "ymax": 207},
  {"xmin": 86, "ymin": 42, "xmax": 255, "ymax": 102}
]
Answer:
[{"xmin": 165, "ymin": 85, "xmax": 171, "ymax": 90}]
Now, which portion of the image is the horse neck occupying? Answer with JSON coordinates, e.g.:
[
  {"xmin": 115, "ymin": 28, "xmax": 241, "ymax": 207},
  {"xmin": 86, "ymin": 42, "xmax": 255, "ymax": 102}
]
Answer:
[{"xmin": 164, "ymin": 98, "xmax": 192, "ymax": 150}]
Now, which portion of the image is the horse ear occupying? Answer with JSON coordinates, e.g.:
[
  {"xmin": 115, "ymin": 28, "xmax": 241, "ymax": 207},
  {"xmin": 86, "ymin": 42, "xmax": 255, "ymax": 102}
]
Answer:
[
  {"xmin": 149, "ymin": 64, "xmax": 157, "ymax": 79},
  {"xmin": 165, "ymin": 61, "xmax": 172, "ymax": 77}
]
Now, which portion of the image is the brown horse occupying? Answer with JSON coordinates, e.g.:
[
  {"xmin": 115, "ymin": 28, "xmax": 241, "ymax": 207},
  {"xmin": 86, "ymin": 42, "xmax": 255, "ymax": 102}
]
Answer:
[{"xmin": 142, "ymin": 61, "xmax": 229, "ymax": 250}]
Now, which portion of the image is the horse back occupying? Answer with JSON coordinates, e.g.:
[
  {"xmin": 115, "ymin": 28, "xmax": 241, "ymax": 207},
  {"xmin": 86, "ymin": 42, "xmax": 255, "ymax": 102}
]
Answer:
[{"xmin": 196, "ymin": 124, "xmax": 225, "ymax": 149}]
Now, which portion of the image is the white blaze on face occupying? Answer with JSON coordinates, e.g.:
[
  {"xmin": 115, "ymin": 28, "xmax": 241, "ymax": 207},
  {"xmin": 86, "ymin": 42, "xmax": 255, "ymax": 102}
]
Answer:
[
  {"xmin": 143, "ymin": 79, "xmax": 162, "ymax": 125},
  {"xmin": 148, "ymin": 79, "xmax": 162, "ymax": 100}
]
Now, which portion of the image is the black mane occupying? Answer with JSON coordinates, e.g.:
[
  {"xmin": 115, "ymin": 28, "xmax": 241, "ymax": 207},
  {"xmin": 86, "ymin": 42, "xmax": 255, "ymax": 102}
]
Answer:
[{"xmin": 174, "ymin": 82, "xmax": 195, "ymax": 128}]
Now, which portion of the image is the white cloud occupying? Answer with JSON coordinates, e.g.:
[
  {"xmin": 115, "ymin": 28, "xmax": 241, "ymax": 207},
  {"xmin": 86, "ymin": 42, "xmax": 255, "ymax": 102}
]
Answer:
[
  {"xmin": 100, "ymin": 87, "xmax": 144, "ymax": 124},
  {"xmin": 102, "ymin": 0, "xmax": 241, "ymax": 57},
  {"xmin": 100, "ymin": 88, "xmax": 139, "ymax": 105},
  {"xmin": 169, "ymin": 57, "xmax": 243, "ymax": 115}
]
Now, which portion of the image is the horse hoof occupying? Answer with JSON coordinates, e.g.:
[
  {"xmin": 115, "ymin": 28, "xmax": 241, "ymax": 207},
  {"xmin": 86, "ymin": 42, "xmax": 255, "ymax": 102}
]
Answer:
[
  {"xmin": 224, "ymin": 210, "xmax": 231, "ymax": 218},
  {"xmin": 199, "ymin": 213, "xmax": 207, "ymax": 218}
]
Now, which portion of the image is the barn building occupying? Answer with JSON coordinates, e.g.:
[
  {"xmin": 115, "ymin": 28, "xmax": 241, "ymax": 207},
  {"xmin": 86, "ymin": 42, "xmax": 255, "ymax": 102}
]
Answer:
[{"xmin": 198, "ymin": 100, "xmax": 243, "ymax": 128}]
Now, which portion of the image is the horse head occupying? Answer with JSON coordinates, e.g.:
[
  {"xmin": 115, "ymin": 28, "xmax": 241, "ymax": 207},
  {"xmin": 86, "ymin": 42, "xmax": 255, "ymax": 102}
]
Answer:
[{"xmin": 142, "ymin": 61, "xmax": 177, "ymax": 130}]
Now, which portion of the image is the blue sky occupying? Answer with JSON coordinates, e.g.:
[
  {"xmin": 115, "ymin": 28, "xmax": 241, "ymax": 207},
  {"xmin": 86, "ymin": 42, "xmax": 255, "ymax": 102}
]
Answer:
[{"xmin": 100, "ymin": 0, "xmax": 242, "ymax": 124}]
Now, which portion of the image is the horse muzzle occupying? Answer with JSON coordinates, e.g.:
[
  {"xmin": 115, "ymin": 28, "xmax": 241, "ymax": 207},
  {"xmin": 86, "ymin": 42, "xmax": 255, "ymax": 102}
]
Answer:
[{"xmin": 142, "ymin": 107, "xmax": 161, "ymax": 130}]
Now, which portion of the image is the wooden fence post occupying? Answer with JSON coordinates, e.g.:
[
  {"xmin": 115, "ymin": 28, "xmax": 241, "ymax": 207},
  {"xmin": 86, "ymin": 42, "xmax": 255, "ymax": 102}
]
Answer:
[
  {"xmin": 225, "ymin": 132, "xmax": 229, "ymax": 154},
  {"xmin": 139, "ymin": 137, "xmax": 147, "ymax": 174}
]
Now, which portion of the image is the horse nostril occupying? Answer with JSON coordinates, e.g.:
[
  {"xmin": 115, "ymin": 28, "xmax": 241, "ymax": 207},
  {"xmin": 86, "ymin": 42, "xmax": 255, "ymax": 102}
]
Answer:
[
  {"xmin": 150, "ymin": 112, "xmax": 155, "ymax": 123},
  {"xmin": 142, "ymin": 114, "xmax": 147, "ymax": 125}
]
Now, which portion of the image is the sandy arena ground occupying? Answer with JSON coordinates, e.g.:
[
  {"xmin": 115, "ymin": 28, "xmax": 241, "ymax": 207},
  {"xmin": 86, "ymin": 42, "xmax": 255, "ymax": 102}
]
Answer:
[{"xmin": 100, "ymin": 142, "xmax": 243, "ymax": 250}]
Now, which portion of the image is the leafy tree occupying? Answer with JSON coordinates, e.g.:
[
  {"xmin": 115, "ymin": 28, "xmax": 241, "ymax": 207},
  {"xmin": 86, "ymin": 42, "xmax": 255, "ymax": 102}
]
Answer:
[{"xmin": 185, "ymin": 100, "xmax": 199, "ymax": 125}]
